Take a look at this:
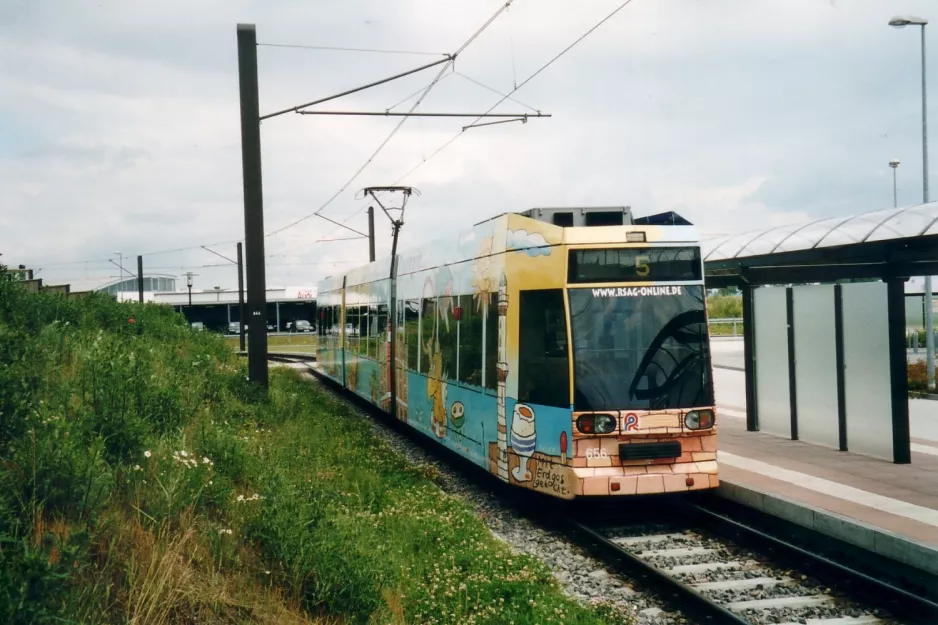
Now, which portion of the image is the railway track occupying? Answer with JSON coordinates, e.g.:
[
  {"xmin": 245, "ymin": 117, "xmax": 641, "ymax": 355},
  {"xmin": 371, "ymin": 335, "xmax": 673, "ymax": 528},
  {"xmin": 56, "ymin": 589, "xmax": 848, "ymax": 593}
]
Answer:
[
  {"xmin": 563, "ymin": 499, "xmax": 938, "ymax": 625},
  {"xmin": 269, "ymin": 353, "xmax": 938, "ymax": 625}
]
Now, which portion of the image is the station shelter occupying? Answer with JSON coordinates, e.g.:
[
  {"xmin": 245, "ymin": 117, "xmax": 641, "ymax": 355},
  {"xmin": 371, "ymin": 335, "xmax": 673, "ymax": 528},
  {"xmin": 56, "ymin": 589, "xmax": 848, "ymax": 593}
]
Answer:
[{"xmin": 703, "ymin": 202, "xmax": 938, "ymax": 464}]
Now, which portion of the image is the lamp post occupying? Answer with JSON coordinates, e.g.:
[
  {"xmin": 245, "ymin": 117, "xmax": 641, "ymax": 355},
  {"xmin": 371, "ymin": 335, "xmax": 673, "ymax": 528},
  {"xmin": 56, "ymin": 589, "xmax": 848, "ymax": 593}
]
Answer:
[
  {"xmin": 890, "ymin": 14, "xmax": 934, "ymax": 390},
  {"xmin": 186, "ymin": 271, "xmax": 193, "ymax": 307},
  {"xmin": 889, "ymin": 159, "xmax": 900, "ymax": 207},
  {"xmin": 114, "ymin": 250, "xmax": 124, "ymax": 301}
]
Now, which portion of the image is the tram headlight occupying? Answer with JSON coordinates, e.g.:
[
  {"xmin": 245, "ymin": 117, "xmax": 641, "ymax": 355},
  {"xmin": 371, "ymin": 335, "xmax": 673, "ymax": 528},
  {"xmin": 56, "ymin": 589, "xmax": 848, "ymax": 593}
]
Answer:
[
  {"xmin": 577, "ymin": 413, "xmax": 617, "ymax": 434},
  {"xmin": 684, "ymin": 410, "xmax": 714, "ymax": 430}
]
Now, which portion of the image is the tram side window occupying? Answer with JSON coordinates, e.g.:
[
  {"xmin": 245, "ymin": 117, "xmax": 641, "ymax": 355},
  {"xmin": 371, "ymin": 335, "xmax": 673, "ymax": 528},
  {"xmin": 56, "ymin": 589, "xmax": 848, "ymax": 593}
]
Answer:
[
  {"xmin": 345, "ymin": 305, "xmax": 360, "ymax": 351},
  {"xmin": 420, "ymin": 299, "xmax": 436, "ymax": 374},
  {"xmin": 518, "ymin": 289, "xmax": 569, "ymax": 408},
  {"xmin": 484, "ymin": 293, "xmax": 498, "ymax": 391},
  {"xmin": 404, "ymin": 300, "xmax": 420, "ymax": 370},
  {"xmin": 457, "ymin": 294, "xmax": 483, "ymax": 387},
  {"xmin": 439, "ymin": 300, "xmax": 458, "ymax": 382},
  {"xmin": 374, "ymin": 303, "xmax": 388, "ymax": 360}
]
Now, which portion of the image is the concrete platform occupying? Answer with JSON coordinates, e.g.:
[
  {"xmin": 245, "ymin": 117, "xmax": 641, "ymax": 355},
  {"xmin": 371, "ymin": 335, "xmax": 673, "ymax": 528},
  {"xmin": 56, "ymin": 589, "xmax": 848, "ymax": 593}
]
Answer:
[{"xmin": 711, "ymin": 339, "xmax": 938, "ymax": 576}]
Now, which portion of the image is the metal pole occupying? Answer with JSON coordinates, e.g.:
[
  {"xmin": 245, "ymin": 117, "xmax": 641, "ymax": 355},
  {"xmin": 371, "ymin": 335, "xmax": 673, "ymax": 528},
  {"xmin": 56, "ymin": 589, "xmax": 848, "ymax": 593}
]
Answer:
[
  {"xmin": 118, "ymin": 252, "xmax": 124, "ymax": 301},
  {"xmin": 237, "ymin": 242, "xmax": 246, "ymax": 352},
  {"xmin": 922, "ymin": 24, "xmax": 935, "ymax": 390},
  {"xmin": 137, "ymin": 255, "xmax": 144, "ymax": 303},
  {"xmin": 388, "ymin": 221, "xmax": 401, "ymax": 420},
  {"xmin": 238, "ymin": 23, "xmax": 268, "ymax": 388},
  {"xmin": 893, "ymin": 167, "xmax": 898, "ymax": 208},
  {"xmin": 368, "ymin": 205, "xmax": 376, "ymax": 262}
]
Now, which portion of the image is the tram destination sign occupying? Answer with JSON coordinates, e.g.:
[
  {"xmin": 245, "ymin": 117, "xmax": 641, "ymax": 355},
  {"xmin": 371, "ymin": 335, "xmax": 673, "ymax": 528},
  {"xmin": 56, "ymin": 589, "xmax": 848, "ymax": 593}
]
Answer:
[
  {"xmin": 590, "ymin": 285, "xmax": 684, "ymax": 297},
  {"xmin": 568, "ymin": 246, "xmax": 701, "ymax": 284}
]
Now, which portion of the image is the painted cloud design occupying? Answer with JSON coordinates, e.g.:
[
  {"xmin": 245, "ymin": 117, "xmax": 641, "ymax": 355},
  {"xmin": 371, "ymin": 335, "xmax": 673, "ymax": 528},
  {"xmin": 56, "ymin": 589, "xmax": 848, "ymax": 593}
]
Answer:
[{"xmin": 506, "ymin": 229, "xmax": 552, "ymax": 257}]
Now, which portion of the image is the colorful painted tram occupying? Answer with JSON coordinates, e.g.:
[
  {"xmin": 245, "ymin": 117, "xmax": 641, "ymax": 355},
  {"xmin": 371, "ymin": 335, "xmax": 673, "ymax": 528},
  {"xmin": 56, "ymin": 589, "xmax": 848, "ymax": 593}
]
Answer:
[{"xmin": 315, "ymin": 206, "xmax": 716, "ymax": 499}]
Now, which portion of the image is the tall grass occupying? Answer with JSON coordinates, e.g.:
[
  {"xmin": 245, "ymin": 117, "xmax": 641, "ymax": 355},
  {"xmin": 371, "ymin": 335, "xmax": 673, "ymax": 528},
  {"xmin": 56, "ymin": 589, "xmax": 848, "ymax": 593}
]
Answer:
[{"xmin": 0, "ymin": 269, "xmax": 631, "ymax": 624}]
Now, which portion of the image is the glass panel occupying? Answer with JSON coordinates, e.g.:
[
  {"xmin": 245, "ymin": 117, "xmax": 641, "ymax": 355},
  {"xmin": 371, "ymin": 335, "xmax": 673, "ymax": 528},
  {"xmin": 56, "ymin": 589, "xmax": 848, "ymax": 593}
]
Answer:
[
  {"xmin": 793, "ymin": 285, "xmax": 839, "ymax": 450},
  {"xmin": 345, "ymin": 305, "xmax": 361, "ymax": 352},
  {"xmin": 568, "ymin": 247, "xmax": 701, "ymax": 284},
  {"xmin": 842, "ymin": 282, "xmax": 893, "ymax": 461},
  {"xmin": 754, "ymin": 287, "xmax": 791, "ymax": 438},
  {"xmin": 484, "ymin": 293, "xmax": 498, "ymax": 391},
  {"xmin": 867, "ymin": 204, "xmax": 936, "ymax": 242},
  {"xmin": 420, "ymin": 299, "xmax": 436, "ymax": 374},
  {"xmin": 439, "ymin": 299, "xmax": 458, "ymax": 380},
  {"xmin": 404, "ymin": 300, "xmax": 419, "ymax": 370},
  {"xmin": 375, "ymin": 303, "xmax": 388, "ymax": 360},
  {"xmin": 739, "ymin": 224, "xmax": 800, "ymax": 257},
  {"xmin": 568, "ymin": 285, "xmax": 713, "ymax": 411},
  {"xmin": 457, "ymin": 295, "xmax": 483, "ymax": 387},
  {"xmin": 359, "ymin": 306, "xmax": 369, "ymax": 356},
  {"xmin": 518, "ymin": 290, "xmax": 569, "ymax": 408},
  {"xmin": 774, "ymin": 216, "xmax": 844, "ymax": 253}
]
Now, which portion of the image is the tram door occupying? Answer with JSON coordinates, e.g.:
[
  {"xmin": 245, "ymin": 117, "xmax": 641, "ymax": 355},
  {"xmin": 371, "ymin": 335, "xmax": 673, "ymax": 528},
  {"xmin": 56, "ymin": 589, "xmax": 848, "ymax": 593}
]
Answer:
[{"xmin": 518, "ymin": 289, "xmax": 570, "ymax": 408}]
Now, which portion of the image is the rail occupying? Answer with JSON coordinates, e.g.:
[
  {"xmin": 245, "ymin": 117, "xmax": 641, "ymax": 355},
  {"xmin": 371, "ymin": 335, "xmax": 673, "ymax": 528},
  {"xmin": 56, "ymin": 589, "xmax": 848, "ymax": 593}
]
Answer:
[
  {"xmin": 563, "ymin": 498, "xmax": 938, "ymax": 624},
  {"xmin": 707, "ymin": 317, "xmax": 742, "ymax": 336}
]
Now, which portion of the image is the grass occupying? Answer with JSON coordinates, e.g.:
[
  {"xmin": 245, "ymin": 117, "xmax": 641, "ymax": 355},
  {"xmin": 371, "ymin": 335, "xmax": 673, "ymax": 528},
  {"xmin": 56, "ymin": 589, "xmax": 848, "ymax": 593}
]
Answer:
[{"xmin": 0, "ymin": 268, "xmax": 634, "ymax": 624}]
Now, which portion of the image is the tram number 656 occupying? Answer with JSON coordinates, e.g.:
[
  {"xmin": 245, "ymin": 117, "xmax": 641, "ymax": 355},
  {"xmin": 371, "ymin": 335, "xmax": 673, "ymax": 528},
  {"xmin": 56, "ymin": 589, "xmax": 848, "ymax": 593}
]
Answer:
[{"xmin": 584, "ymin": 448, "xmax": 608, "ymax": 459}]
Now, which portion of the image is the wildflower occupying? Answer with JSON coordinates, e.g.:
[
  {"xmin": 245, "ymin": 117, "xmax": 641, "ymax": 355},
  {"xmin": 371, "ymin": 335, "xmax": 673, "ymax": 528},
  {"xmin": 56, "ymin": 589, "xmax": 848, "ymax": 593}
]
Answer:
[
  {"xmin": 133, "ymin": 465, "xmax": 142, "ymax": 471},
  {"xmin": 180, "ymin": 450, "xmax": 188, "ymax": 458},
  {"xmin": 202, "ymin": 457, "xmax": 210, "ymax": 464},
  {"xmin": 237, "ymin": 495, "xmax": 245, "ymax": 502},
  {"xmin": 144, "ymin": 450, "xmax": 152, "ymax": 458}
]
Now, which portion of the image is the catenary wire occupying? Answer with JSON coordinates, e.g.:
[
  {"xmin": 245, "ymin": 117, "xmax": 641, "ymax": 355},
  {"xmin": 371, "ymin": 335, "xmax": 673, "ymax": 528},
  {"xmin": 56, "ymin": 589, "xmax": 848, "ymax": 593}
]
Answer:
[
  {"xmin": 262, "ymin": 0, "xmax": 516, "ymax": 239},
  {"xmin": 393, "ymin": 0, "xmax": 637, "ymax": 186}
]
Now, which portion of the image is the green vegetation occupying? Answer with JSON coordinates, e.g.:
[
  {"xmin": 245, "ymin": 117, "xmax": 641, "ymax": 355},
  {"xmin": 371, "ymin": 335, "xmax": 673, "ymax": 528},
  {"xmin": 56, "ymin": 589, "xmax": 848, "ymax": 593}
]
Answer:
[
  {"xmin": 706, "ymin": 294, "xmax": 743, "ymax": 336},
  {"xmin": 0, "ymin": 269, "xmax": 632, "ymax": 624}
]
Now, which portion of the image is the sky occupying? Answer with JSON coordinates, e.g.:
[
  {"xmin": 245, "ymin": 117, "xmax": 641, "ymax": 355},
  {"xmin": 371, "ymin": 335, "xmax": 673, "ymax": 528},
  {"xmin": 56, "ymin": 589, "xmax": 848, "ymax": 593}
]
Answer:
[{"xmin": 2, "ymin": 0, "xmax": 937, "ymax": 292}]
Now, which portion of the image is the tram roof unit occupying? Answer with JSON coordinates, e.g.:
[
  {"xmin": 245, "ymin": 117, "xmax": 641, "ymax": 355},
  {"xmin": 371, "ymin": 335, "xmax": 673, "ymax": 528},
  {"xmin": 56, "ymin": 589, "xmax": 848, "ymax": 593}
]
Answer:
[{"xmin": 322, "ymin": 207, "xmax": 699, "ymax": 292}]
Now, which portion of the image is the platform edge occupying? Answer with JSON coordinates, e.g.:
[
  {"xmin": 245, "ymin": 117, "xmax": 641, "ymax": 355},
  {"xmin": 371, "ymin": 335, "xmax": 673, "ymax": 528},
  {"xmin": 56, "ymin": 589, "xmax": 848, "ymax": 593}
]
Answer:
[{"xmin": 716, "ymin": 479, "xmax": 938, "ymax": 576}]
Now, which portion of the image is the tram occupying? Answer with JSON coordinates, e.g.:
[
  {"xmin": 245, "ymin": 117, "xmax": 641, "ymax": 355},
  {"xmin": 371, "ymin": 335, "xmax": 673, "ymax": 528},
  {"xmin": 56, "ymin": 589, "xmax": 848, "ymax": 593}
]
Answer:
[{"xmin": 315, "ymin": 206, "xmax": 716, "ymax": 499}]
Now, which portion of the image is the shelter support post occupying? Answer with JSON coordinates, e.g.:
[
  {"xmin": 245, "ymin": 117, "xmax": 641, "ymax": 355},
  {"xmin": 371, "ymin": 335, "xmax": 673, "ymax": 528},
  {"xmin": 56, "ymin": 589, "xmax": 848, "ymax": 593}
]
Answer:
[
  {"xmin": 786, "ymin": 287, "xmax": 798, "ymax": 440},
  {"xmin": 740, "ymin": 281, "xmax": 758, "ymax": 431},
  {"xmin": 886, "ymin": 277, "xmax": 912, "ymax": 464},
  {"xmin": 834, "ymin": 284, "xmax": 848, "ymax": 452}
]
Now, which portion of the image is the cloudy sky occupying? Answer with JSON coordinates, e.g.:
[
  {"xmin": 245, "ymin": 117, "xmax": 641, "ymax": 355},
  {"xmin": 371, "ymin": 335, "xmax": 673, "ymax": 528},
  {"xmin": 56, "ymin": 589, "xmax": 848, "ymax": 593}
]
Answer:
[{"xmin": 2, "ymin": 0, "xmax": 936, "ymax": 291}]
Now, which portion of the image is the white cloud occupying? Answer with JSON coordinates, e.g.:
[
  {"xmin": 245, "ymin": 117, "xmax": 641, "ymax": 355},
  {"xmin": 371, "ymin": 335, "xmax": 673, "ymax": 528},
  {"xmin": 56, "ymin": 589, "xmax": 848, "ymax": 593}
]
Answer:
[{"xmin": 2, "ymin": 0, "xmax": 936, "ymax": 290}]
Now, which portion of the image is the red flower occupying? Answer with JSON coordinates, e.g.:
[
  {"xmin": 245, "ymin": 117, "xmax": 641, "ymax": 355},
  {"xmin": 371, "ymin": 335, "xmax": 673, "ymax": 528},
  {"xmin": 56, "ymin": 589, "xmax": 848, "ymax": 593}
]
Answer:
[{"xmin": 128, "ymin": 318, "xmax": 135, "ymax": 324}]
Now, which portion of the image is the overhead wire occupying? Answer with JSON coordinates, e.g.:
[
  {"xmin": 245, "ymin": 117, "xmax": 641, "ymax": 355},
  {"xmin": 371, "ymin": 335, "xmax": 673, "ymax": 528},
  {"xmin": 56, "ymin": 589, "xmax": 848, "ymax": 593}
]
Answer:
[
  {"xmin": 393, "ymin": 0, "xmax": 637, "ymax": 186},
  {"xmin": 262, "ymin": 0, "xmax": 516, "ymax": 239}
]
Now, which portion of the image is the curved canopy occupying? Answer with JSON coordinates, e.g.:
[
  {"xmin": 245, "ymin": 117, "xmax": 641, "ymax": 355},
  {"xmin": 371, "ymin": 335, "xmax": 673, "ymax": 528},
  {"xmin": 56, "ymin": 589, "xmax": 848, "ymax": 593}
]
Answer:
[{"xmin": 702, "ymin": 202, "xmax": 938, "ymax": 262}]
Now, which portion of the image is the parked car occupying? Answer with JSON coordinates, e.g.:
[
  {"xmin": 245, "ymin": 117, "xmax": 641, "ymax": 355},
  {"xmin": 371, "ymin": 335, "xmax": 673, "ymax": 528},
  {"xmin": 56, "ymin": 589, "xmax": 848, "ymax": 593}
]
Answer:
[
  {"xmin": 291, "ymin": 320, "xmax": 313, "ymax": 333},
  {"xmin": 228, "ymin": 321, "xmax": 242, "ymax": 335}
]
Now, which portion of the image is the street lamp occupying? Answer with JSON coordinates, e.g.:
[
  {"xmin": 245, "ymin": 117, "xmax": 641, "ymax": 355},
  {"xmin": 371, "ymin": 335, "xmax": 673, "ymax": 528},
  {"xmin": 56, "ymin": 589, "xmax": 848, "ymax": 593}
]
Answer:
[
  {"xmin": 889, "ymin": 159, "xmax": 900, "ymax": 207},
  {"xmin": 186, "ymin": 271, "xmax": 193, "ymax": 307},
  {"xmin": 890, "ymin": 14, "xmax": 934, "ymax": 390}
]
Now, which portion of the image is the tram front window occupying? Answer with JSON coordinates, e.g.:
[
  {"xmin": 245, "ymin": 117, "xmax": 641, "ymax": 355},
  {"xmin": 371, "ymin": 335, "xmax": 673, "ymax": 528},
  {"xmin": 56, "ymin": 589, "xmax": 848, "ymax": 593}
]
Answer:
[{"xmin": 568, "ymin": 285, "xmax": 713, "ymax": 411}]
